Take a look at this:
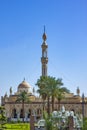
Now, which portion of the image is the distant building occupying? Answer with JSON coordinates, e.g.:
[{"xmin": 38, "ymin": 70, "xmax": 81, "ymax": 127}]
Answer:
[{"xmin": 1, "ymin": 29, "xmax": 87, "ymax": 121}]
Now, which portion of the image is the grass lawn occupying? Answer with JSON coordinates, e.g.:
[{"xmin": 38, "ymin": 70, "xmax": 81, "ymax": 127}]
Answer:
[{"xmin": 0, "ymin": 123, "xmax": 30, "ymax": 130}]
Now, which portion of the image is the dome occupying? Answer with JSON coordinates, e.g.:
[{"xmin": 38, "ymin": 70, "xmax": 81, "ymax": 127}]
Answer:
[{"xmin": 18, "ymin": 80, "xmax": 31, "ymax": 89}]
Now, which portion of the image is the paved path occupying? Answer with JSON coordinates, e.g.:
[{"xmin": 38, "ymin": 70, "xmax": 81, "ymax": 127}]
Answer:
[{"xmin": 35, "ymin": 127, "xmax": 45, "ymax": 130}]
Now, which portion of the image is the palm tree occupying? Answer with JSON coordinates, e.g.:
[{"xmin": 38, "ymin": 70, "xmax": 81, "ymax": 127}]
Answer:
[
  {"xmin": 36, "ymin": 76, "xmax": 48, "ymax": 89},
  {"xmin": 37, "ymin": 88, "xmax": 47, "ymax": 111},
  {"xmin": 43, "ymin": 86, "xmax": 51, "ymax": 115},
  {"xmin": 36, "ymin": 76, "xmax": 48, "ymax": 111},
  {"xmin": 56, "ymin": 87, "xmax": 70, "ymax": 110},
  {"xmin": 36, "ymin": 76, "xmax": 64, "ymax": 113},
  {"xmin": 45, "ymin": 77, "xmax": 63, "ymax": 111},
  {"xmin": 16, "ymin": 91, "xmax": 30, "ymax": 122},
  {"xmin": 36, "ymin": 76, "xmax": 52, "ymax": 115}
]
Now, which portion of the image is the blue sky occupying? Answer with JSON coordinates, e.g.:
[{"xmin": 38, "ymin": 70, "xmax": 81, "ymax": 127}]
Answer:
[{"xmin": 0, "ymin": 0, "xmax": 87, "ymax": 99}]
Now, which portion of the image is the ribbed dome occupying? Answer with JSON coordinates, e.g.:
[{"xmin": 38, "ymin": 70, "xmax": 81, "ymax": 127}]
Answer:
[{"xmin": 18, "ymin": 80, "xmax": 31, "ymax": 89}]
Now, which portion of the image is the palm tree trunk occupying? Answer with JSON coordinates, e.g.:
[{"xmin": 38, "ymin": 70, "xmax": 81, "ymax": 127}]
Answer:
[
  {"xmin": 43, "ymin": 99, "xmax": 44, "ymax": 111},
  {"xmin": 52, "ymin": 96, "xmax": 54, "ymax": 111},
  {"xmin": 47, "ymin": 96, "xmax": 50, "ymax": 115},
  {"xmin": 22, "ymin": 100, "xmax": 24, "ymax": 122},
  {"xmin": 58, "ymin": 100, "xmax": 61, "ymax": 111}
]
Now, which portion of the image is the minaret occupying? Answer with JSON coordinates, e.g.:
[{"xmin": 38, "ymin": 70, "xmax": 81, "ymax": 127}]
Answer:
[
  {"xmin": 76, "ymin": 87, "xmax": 80, "ymax": 96},
  {"xmin": 41, "ymin": 27, "xmax": 48, "ymax": 76}
]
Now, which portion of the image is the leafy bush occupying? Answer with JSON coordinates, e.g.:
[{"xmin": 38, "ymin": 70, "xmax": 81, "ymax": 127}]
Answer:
[
  {"xmin": 43, "ymin": 111, "xmax": 58, "ymax": 130},
  {"xmin": 82, "ymin": 118, "xmax": 87, "ymax": 130},
  {"xmin": 0, "ymin": 106, "xmax": 7, "ymax": 129},
  {"xmin": 17, "ymin": 119, "xmax": 21, "ymax": 123}
]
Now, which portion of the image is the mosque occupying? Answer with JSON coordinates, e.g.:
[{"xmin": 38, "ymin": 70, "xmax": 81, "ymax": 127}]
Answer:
[{"xmin": 1, "ymin": 29, "xmax": 87, "ymax": 121}]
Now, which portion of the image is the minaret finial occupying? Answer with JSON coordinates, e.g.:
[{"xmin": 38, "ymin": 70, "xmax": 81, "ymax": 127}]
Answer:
[
  {"xmin": 42, "ymin": 26, "xmax": 47, "ymax": 41},
  {"xmin": 23, "ymin": 77, "xmax": 25, "ymax": 81},
  {"xmin": 44, "ymin": 25, "xmax": 45, "ymax": 33},
  {"xmin": 76, "ymin": 86, "xmax": 80, "ymax": 96}
]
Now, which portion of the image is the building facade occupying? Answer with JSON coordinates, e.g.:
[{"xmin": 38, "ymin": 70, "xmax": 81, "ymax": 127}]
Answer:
[
  {"xmin": 1, "ymin": 79, "xmax": 43, "ymax": 121},
  {"xmin": 1, "ymin": 30, "xmax": 87, "ymax": 121}
]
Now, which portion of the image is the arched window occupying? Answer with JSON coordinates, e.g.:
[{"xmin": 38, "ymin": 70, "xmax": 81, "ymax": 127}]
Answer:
[
  {"xmin": 20, "ymin": 109, "xmax": 25, "ymax": 118},
  {"xmin": 27, "ymin": 109, "xmax": 31, "ymax": 118},
  {"xmin": 12, "ymin": 109, "xmax": 17, "ymax": 118}
]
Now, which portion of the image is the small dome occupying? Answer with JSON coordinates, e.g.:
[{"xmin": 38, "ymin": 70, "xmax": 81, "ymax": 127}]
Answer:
[{"xmin": 18, "ymin": 80, "xmax": 31, "ymax": 89}]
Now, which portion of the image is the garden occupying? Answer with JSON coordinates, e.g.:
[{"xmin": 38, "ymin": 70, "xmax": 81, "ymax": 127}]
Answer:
[{"xmin": 0, "ymin": 123, "xmax": 30, "ymax": 130}]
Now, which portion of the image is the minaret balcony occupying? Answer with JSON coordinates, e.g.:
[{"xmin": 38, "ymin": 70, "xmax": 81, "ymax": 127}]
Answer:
[{"xmin": 41, "ymin": 57, "xmax": 48, "ymax": 63}]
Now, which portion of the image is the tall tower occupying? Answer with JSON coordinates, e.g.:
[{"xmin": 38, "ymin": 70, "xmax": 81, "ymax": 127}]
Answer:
[{"xmin": 41, "ymin": 27, "xmax": 48, "ymax": 76}]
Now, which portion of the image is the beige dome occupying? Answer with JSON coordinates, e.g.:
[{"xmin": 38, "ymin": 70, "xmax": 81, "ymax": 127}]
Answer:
[{"xmin": 18, "ymin": 80, "xmax": 31, "ymax": 89}]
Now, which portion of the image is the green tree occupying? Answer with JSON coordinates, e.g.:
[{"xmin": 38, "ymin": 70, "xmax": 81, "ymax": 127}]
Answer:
[
  {"xmin": 16, "ymin": 91, "xmax": 30, "ymax": 122},
  {"xmin": 43, "ymin": 111, "xmax": 57, "ymax": 130},
  {"xmin": 37, "ymin": 88, "xmax": 47, "ymax": 111},
  {"xmin": 41, "ymin": 85, "xmax": 51, "ymax": 115},
  {"xmin": 44, "ymin": 77, "xmax": 63, "ymax": 111},
  {"xmin": 36, "ymin": 76, "xmax": 48, "ymax": 89},
  {"xmin": 82, "ymin": 117, "xmax": 87, "ymax": 130},
  {"xmin": 36, "ymin": 76, "xmax": 48, "ymax": 111},
  {"xmin": 36, "ymin": 76, "xmax": 64, "ymax": 113},
  {"xmin": 0, "ymin": 106, "xmax": 7, "ymax": 129},
  {"xmin": 56, "ymin": 87, "xmax": 70, "ymax": 110}
]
